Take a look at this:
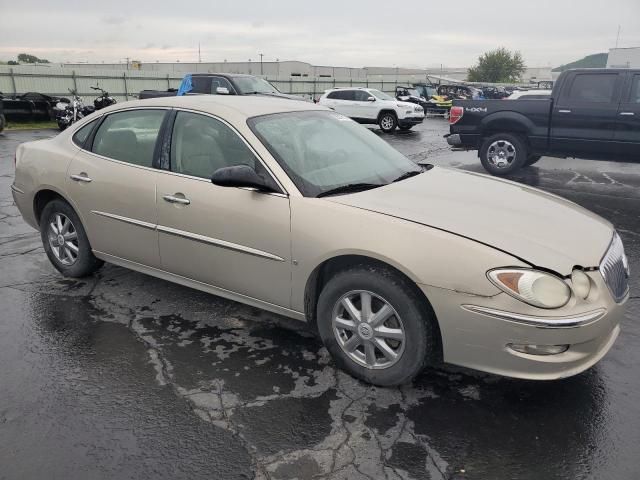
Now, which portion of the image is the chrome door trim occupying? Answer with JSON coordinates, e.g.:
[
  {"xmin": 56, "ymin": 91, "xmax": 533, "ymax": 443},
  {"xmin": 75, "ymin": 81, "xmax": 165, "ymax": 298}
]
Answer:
[
  {"xmin": 93, "ymin": 250, "xmax": 304, "ymax": 321},
  {"xmin": 157, "ymin": 225, "xmax": 285, "ymax": 262},
  {"xmin": 619, "ymin": 112, "xmax": 635, "ymax": 116},
  {"xmin": 461, "ymin": 305, "xmax": 606, "ymax": 329},
  {"xmin": 10, "ymin": 184, "xmax": 25, "ymax": 195},
  {"xmin": 91, "ymin": 210, "xmax": 156, "ymax": 230}
]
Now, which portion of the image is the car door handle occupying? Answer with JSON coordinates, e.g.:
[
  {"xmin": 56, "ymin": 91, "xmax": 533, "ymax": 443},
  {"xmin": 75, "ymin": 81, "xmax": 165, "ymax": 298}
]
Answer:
[
  {"xmin": 558, "ymin": 109, "xmax": 572, "ymax": 114},
  {"xmin": 70, "ymin": 173, "xmax": 92, "ymax": 183},
  {"xmin": 619, "ymin": 112, "xmax": 635, "ymax": 116},
  {"xmin": 163, "ymin": 194, "xmax": 191, "ymax": 205}
]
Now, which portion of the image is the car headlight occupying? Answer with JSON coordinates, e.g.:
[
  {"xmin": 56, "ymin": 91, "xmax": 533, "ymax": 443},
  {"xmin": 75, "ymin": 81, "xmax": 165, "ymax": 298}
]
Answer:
[{"xmin": 487, "ymin": 268, "xmax": 571, "ymax": 309}]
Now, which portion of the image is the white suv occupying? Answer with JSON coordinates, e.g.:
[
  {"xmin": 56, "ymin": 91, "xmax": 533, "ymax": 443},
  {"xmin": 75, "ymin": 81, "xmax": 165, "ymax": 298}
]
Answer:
[{"xmin": 318, "ymin": 88, "xmax": 425, "ymax": 133}]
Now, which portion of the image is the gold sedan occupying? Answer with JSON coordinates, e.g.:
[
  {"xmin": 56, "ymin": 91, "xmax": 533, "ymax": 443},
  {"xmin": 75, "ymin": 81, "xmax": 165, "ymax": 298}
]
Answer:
[{"xmin": 12, "ymin": 95, "xmax": 629, "ymax": 386}]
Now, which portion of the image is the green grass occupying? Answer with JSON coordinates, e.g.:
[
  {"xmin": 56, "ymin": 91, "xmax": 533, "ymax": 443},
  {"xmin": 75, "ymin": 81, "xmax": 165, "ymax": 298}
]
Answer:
[{"xmin": 5, "ymin": 120, "xmax": 58, "ymax": 131}]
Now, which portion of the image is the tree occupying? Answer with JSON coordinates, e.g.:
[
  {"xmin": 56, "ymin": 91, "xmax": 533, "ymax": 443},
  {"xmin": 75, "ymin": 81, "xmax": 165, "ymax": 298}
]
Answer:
[
  {"xmin": 467, "ymin": 48, "xmax": 525, "ymax": 83},
  {"xmin": 7, "ymin": 60, "xmax": 18, "ymax": 65},
  {"xmin": 17, "ymin": 53, "xmax": 50, "ymax": 64}
]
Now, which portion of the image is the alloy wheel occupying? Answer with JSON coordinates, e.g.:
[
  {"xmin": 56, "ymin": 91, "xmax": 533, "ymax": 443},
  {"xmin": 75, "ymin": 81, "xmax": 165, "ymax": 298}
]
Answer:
[
  {"xmin": 380, "ymin": 115, "xmax": 395, "ymax": 131},
  {"xmin": 47, "ymin": 213, "xmax": 79, "ymax": 266},
  {"xmin": 487, "ymin": 140, "xmax": 517, "ymax": 169},
  {"xmin": 332, "ymin": 290, "xmax": 406, "ymax": 369}
]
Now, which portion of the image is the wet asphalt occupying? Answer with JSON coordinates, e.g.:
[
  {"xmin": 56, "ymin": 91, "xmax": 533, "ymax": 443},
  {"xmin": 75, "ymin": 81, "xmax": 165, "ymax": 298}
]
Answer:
[{"xmin": 0, "ymin": 122, "xmax": 638, "ymax": 480}]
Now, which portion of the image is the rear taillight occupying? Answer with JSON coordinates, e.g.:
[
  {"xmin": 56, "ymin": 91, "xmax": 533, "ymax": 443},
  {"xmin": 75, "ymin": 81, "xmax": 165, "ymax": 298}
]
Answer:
[{"xmin": 449, "ymin": 106, "xmax": 464, "ymax": 125}]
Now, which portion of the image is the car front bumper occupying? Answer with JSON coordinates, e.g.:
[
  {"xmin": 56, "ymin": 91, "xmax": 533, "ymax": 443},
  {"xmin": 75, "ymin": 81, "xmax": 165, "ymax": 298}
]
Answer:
[
  {"xmin": 420, "ymin": 271, "xmax": 626, "ymax": 380},
  {"xmin": 398, "ymin": 116, "xmax": 424, "ymax": 127}
]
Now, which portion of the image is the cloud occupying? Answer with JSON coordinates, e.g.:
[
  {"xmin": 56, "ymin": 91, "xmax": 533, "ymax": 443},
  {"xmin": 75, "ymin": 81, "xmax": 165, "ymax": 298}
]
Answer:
[{"xmin": 101, "ymin": 15, "xmax": 127, "ymax": 25}]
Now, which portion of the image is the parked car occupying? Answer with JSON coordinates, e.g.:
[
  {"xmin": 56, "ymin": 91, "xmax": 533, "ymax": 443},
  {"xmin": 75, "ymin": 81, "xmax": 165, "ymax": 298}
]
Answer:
[
  {"xmin": 437, "ymin": 84, "xmax": 484, "ymax": 100},
  {"xmin": 412, "ymin": 83, "xmax": 451, "ymax": 111},
  {"xmin": 506, "ymin": 89, "xmax": 552, "ymax": 100},
  {"xmin": 446, "ymin": 68, "xmax": 640, "ymax": 175},
  {"xmin": 318, "ymin": 87, "xmax": 424, "ymax": 132},
  {"xmin": 12, "ymin": 95, "xmax": 628, "ymax": 386},
  {"xmin": 480, "ymin": 86, "xmax": 510, "ymax": 99},
  {"xmin": 139, "ymin": 73, "xmax": 304, "ymax": 101},
  {"xmin": 395, "ymin": 86, "xmax": 430, "ymax": 109},
  {"xmin": 1, "ymin": 92, "xmax": 65, "ymax": 122},
  {"xmin": 0, "ymin": 93, "xmax": 5, "ymax": 133}
]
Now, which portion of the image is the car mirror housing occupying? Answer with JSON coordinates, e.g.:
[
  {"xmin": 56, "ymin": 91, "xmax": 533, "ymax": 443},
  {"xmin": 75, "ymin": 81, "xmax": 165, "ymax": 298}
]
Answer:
[
  {"xmin": 211, "ymin": 165, "xmax": 275, "ymax": 192},
  {"xmin": 367, "ymin": 96, "xmax": 376, "ymax": 102}
]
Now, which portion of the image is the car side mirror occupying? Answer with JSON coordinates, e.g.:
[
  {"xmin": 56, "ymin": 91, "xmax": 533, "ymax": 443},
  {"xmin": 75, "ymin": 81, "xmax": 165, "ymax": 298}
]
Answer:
[
  {"xmin": 216, "ymin": 87, "xmax": 230, "ymax": 95},
  {"xmin": 367, "ymin": 96, "xmax": 376, "ymax": 102},
  {"xmin": 211, "ymin": 165, "xmax": 275, "ymax": 192}
]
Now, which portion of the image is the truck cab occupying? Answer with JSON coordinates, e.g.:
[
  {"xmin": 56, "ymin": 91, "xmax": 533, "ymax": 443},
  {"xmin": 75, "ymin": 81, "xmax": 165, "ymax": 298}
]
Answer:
[{"xmin": 447, "ymin": 69, "xmax": 640, "ymax": 175}]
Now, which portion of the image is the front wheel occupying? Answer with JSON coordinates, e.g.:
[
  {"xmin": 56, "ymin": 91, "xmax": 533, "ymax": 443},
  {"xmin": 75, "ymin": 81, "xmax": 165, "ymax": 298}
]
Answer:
[
  {"xmin": 378, "ymin": 112, "xmax": 397, "ymax": 133},
  {"xmin": 479, "ymin": 133, "xmax": 528, "ymax": 176},
  {"xmin": 317, "ymin": 265, "xmax": 439, "ymax": 386},
  {"xmin": 40, "ymin": 199, "xmax": 104, "ymax": 277}
]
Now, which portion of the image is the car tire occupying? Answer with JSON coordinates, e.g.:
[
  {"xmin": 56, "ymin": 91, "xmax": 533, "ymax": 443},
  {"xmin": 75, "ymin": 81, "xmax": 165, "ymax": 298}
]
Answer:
[
  {"xmin": 526, "ymin": 155, "xmax": 542, "ymax": 166},
  {"xmin": 317, "ymin": 264, "xmax": 439, "ymax": 386},
  {"xmin": 479, "ymin": 133, "xmax": 528, "ymax": 176},
  {"xmin": 40, "ymin": 199, "xmax": 104, "ymax": 278},
  {"xmin": 399, "ymin": 125, "xmax": 413, "ymax": 131},
  {"xmin": 378, "ymin": 112, "xmax": 397, "ymax": 133}
]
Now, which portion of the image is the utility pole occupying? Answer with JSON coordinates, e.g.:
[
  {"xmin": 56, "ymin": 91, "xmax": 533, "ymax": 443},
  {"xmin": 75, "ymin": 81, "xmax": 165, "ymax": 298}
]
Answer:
[
  {"xmin": 259, "ymin": 53, "xmax": 264, "ymax": 75},
  {"xmin": 615, "ymin": 25, "xmax": 621, "ymax": 49},
  {"xmin": 198, "ymin": 42, "xmax": 201, "ymax": 63}
]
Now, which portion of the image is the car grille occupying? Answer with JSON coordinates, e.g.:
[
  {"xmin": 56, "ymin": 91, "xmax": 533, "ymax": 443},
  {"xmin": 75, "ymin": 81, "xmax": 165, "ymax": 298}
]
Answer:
[{"xmin": 600, "ymin": 232, "xmax": 630, "ymax": 303}]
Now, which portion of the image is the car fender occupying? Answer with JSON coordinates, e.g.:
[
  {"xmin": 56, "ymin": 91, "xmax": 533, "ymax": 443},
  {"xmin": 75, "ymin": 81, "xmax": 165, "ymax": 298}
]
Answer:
[{"xmin": 479, "ymin": 111, "xmax": 535, "ymax": 137}]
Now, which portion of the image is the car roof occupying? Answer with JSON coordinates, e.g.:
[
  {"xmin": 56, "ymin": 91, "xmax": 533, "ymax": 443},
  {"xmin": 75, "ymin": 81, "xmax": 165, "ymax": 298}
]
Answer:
[{"xmin": 100, "ymin": 95, "xmax": 326, "ymax": 121}]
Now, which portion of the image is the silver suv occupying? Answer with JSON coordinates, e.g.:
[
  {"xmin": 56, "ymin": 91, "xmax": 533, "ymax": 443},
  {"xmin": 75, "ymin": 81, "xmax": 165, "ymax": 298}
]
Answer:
[{"xmin": 318, "ymin": 87, "xmax": 425, "ymax": 133}]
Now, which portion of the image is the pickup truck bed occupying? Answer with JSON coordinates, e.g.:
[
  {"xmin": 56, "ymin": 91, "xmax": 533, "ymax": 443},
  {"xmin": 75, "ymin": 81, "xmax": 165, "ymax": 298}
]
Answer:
[{"xmin": 447, "ymin": 68, "xmax": 640, "ymax": 175}]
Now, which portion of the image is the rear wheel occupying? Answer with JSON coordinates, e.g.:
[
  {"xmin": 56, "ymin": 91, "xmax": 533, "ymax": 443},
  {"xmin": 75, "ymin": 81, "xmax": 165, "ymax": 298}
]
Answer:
[
  {"xmin": 379, "ymin": 112, "xmax": 397, "ymax": 133},
  {"xmin": 317, "ymin": 264, "xmax": 439, "ymax": 386},
  {"xmin": 40, "ymin": 199, "xmax": 103, "ymax": 277},
  {"xmin": 479, "ymin": 133, "xmax": 528, "ymax": 176}
]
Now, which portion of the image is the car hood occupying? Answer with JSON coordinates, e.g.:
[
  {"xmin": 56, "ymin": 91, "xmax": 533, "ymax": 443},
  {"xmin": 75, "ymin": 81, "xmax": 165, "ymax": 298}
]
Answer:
[{"xmin": 327, "ymin": 167, "xmax": 613, "ymax": 275}]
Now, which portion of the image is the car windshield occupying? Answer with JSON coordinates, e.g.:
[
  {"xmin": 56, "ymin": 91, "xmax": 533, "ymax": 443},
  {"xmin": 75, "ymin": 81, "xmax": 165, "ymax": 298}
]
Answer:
[
  {"xmin": 370, "ymin": 89, "xmax": 394, "ymax": 101},
  {"xmin": 248, "ymin": 111, "xmax": 420, "ymax": 197},
  {"xmin": 234, "ymin": 77, "xmax": 280, "ymax": 94}
]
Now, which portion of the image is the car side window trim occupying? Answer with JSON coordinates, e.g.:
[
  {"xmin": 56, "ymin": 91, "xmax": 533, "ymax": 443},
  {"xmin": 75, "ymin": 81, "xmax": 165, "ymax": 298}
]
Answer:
[
  {"xmin": 155, "ymin": 109, "xmax": 177, "ymax": 170},
  {"xmin": 159, "ymin": 107, "xmax": 288, "ymax": 196},
  {"xmin": 72, "ymin": 118, "xmax": 101, "ymax": 150},
  {"xmin": 83, "ymin": 107, "xmax": 168, "ymax": 171}
]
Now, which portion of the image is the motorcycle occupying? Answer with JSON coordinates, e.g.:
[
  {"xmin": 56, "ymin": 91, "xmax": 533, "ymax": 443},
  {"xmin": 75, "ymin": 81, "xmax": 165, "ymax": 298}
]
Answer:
[
  {"xmin": 91, "ymin": 85, "xmax": 117, "ymax": 110},
  {"xmin": 54, "ymin": 89, "xmax": 95, "ymax": 131}
]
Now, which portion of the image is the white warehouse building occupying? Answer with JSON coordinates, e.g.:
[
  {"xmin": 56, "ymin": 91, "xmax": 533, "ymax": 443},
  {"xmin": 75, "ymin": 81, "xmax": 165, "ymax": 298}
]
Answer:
[{"xmin": 607, "ymin": 47, "xmax": 640, "ymax": 68}]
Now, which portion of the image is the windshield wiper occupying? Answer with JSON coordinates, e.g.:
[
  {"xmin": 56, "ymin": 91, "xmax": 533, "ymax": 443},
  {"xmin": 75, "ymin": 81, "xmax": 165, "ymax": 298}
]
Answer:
[
  {"xmin": 392, "ymin": 169, "xmax": 423, "ymax": 183},
  {"xmin": 317, "ymin": 183, "xmax": 384, "ymax": 198}
]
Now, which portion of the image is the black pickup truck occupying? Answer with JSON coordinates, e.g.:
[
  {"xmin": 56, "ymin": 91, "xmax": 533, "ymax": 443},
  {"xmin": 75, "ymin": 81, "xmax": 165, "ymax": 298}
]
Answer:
[{"xmin": 446, "ymin": 68, "xmax": 640, "ymax": 175}]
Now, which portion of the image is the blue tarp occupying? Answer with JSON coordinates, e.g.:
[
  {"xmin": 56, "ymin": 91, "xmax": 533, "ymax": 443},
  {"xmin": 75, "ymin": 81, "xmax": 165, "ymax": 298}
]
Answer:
[{"xmin": 177, "ymin": 74, "xmax": 193, "ymax": 96}]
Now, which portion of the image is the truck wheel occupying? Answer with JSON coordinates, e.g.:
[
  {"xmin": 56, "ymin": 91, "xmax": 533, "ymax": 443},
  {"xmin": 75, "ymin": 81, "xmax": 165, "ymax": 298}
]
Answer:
[
  {"xmin": 379, "ymin": 112, "xmax": 397, "ymax": 133},
  {"xmin": 479, "ymin": 133, "xmax": 528, "ymax": 176},
  {"xmin": 526, "ymin": 155, "xmax": 542, "ymax": 166}
]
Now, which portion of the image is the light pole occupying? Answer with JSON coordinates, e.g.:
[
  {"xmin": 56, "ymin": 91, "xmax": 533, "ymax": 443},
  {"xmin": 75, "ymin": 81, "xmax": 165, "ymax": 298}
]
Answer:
[{"xmin": 259, "ymin": 53, "xmax": 264, "ymax": 75}]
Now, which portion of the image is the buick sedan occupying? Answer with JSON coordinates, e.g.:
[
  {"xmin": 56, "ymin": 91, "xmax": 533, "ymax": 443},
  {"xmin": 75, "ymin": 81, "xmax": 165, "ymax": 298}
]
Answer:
[{"xmin": 12, "ymin": 96, "xmax": 629, "ymax": 386}]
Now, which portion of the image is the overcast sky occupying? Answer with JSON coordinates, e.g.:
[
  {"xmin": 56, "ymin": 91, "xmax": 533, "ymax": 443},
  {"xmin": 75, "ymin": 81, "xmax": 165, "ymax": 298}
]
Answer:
[{"xmin": 1, "ymin": 0, "xmax": 639, "ymax": 68}]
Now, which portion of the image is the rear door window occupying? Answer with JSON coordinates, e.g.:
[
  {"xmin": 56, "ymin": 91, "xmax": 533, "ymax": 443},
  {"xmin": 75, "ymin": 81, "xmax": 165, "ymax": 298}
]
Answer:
[
  {"xmin": 92, "ymin": 109, "xmax": 166, "ymax": 167},
  {"xmin": 566, "ymin": 73, "xmax": 619, "ymax": 103},
  {"xmin": 72, "ymin": 120, "xmax": 97, "ymax": 148}
]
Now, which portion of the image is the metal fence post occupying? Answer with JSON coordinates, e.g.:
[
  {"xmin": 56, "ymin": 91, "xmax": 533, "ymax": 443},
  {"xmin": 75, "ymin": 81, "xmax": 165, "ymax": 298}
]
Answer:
[
  {"xmin": 167, "ymin": 74, "xmax": 170, "ymax": 89},
  {"xmin": 289, "ymin": 78, "xmax": 292, "ymax": 94},
  {"xmin": 123, "ymin": 72, "xmax": 129, "ymax": 100},
  {"xmin": 9, "ymin": 68, "xmax": 17, "ymax": 97},
  {"xmin": 72, "ymin": 70, "xmax": 78, "ymax": 92}
]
